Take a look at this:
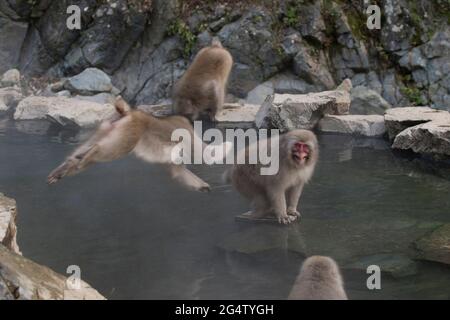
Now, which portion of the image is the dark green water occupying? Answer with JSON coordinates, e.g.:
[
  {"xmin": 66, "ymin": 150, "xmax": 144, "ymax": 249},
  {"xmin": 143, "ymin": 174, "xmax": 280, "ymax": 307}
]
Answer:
[{"xmin": 0, "ymin": 118, "xmax": 449, "ymax": 299}]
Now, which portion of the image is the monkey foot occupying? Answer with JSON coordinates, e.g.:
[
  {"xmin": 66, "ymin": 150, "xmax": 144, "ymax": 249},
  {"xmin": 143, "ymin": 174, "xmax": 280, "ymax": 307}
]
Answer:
[
  {"xmin": 278, "ymin": 215, "xmax": 298, "ymax": 225},
  {"xmin": 198, "ymin": 184, "xmax": 212, "ymax": 193},
  {"xmin": 288, "ymin": 210, "xmax": 301, "ymax": 218},
  {"xmin": 235, "ymin": 211, "xmax": 295, "ymax": 224}
]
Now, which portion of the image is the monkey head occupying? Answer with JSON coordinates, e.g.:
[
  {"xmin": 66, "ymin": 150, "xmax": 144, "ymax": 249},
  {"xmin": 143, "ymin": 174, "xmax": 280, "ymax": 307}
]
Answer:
[{"xmin": 284, "ymin": 130, "xmax": 318, "ymax": 168}]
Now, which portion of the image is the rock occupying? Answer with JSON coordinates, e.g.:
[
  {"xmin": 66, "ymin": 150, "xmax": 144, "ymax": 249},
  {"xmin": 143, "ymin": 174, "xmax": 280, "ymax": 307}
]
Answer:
[
  {"xmin": 293, "ymin": 42, "xmax": 335, "ymax": 90},
  {"xmin": 345, "ymin": 254, "xmax": 418, "ymax": 278},
  {"xmin": 0, "ymin": 87, "xmax": 23, "ymax": 112},
  {"xmin": 138, "ymin": 103, "xmax": 259, "ymax": 128},
  {"xmin": 384, "ymin": 107, "xmax": 450, "ymax": 140},
  {"xmin": 216, "ymin": 103, "xmax": 260, "ymax": 128},
  {"xmin": 0, "ymin": 194, "xmax": 20, "ymax": 255},
  {"xmin": 392, "ymin": 120, "xmax": 450, "ymax": 159},
  {"xmin": 255, "ymin": 84, "xmax": 351, "ymax": 131},
  {"xmin": 56, "ymin": 90, "xmax": 71, "ymax": 98},
  {"xmin": 0, "ymin": 245, "xmax": 105, "ymax": 300},
  {"xmin": 245, "ymin": 82, "xmax": 274, "ymax": 105},
  {"xmin": 74, "ymin": 93, "xmax": 116, "ymax": 105},
  {"xmin": 64, "ymin": 68, "xmax": 113, "ymax": 95},
  {"xmin": 350, "ymin": 86, "xmax": 392, "ymax": 115},
  {"xmin": 297, "ymin": 2, "xmax": 326, "ymax": 43},
  {"xmin": 318, "ymin": 115, "xmax": 386, "ymax": 137},
  {"xmin": 1, "ymin": 69, "xmax": 21, "ymax": 87},
  {"xmin": 414, "ymin": 224, "xmax": 450, "ymax": 266},
  {"xmin": 14, "ymin": 96, "xmax": 116, "ymax": 128},
  {"xmin": 0, "ymin": 18, "xmax": 28, "ymax": 75}
]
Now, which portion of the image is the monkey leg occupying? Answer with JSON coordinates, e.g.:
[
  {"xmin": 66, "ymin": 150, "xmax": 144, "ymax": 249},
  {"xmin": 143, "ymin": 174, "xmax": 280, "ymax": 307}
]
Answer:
[
  {"xmin": 166, "ymin": 165, "xmax": 211, "ymax": 192},
  {"xmin": 267, "ymin": 188, "xmax": 297, "ymax": 225},
  {"xmin": 286, "ymin": 184, "xmax": 304, "ymax": 217}
]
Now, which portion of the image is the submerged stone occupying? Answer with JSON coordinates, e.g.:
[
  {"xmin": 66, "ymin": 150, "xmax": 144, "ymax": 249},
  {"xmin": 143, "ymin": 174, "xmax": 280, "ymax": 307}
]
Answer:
[
  {"xmin": 345, "ymin": 254, "xmax": 418, "ymax": 278},
  {"xmin": 414, "ymin": 224, "xmax": 450, "ymax": 266}
]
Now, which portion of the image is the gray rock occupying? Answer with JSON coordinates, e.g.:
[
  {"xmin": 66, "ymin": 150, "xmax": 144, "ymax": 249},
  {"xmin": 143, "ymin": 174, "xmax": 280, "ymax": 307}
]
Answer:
[
  {"xmin": 0, "ymin": 245, "xmax": 105, "ymax": 300},
  {"xmin": 350, "ymin": 86, "xmax": 392, "ymax": 115},
  {"xmin": 414, "ymin": 224, "xmax": 450, "ymax": 266},
  {"xmin": 0, "ymin": 87, "xmax": 23, "ymax": 112},
  {"xmin": 345, "ymin": 254, "xmax": 418, "ymax": 278},
  {"xmin": 381, "ymin": 0, "xmax": 413, "ymax": 52},
  {"xmin": 64, "ymin": 68, "xmax": 113, "ymax": 95},
  {"xmin": 1, "ymin": 69, "xmax": 21, "ymax": 87},
  {"xmin": 392, "ymin": 120, "xmax": 450, "ymax": 159},
  {"xmin": 298, "ymin": 2, "xmax": 326, "ymax": 43},
  {"xmin": 74, "ymin": 93, "xmax": 116, "ymax": 105},
  {"xmin": 255, "ymin": 83, "xmax": 351, "ymax": 131},
  {"xmin": 318, "ymin": 115, "xmax": 386, "ymax": 137},
  {"xmin": 0, "ymin": 193, "xmax": 20, "ymax": 255},
  {"xmin": 55, "ymin": 90, "xmax": 71, "ymax": 98},
  {"xmin": 384, "ymin": 107, "xmax": 450, "ymax": 139},
  {"xmin": 293, "ymin": 42, "xmax": 335, "ymax": 90},
  {"xmin": 0, "ymin": 18, "xmax": 28, "ymax": 75},
  {"xmin": 245, "ymin": 81, "xmax": 274, "ymax": 105},
  {"xmin": 14, "ymin": 96, "xmax": 116, "ymax": 128}
]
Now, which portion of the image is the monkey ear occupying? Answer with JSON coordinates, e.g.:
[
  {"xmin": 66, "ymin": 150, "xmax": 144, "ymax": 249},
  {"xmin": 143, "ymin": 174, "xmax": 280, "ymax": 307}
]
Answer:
[{"xmin": 114, "ymin": 96, "xmax": 131, "ymax": 116}]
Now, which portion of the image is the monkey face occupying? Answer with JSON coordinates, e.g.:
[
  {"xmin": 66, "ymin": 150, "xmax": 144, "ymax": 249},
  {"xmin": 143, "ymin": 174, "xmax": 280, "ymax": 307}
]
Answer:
[{"xmin": 292, "ymin": 142, "xmax": 311, "ymax": 165}]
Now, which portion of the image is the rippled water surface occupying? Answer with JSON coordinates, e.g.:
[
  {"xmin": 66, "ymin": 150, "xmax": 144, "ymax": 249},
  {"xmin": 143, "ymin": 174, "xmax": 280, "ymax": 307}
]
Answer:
[{"xmin": 0, "ymin": 118, "xmax": 449, "ymax": 299}]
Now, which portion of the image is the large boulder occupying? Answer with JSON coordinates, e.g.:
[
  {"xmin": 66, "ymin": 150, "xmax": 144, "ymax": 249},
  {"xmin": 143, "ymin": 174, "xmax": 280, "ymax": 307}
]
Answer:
[
  {"xmin": 384, "ymin": 107, "xmax": 450, "ymax": 140},
  {"xmin": 255, "ymin": 81, "xmax": 351, "ymax": 131},
  {"xmin": 0, "ymin": 69, "xmax": 21, "ymax": 88},
  {"xmin": 0, "ymin": 18, "xmax": 28, "ymax": 74},
  {"xmin": 14, "ymin": 96, "xmax": 116, "ymax": 127},
  {"xmin": 0, "ymin": 194, "xmax": 20, "ymax": 255},
  {"xmin": 0, "ymin": 87, "xmax": 23, "ymax": 112},
  {"xmin": 414, "ymin": 224, "xmax": 450, "ymax": 266},
  {"xmin": 318, "ymin": 115, "xmax": 386, "ymax": 137},
  {"xmin": 392, "ymin": 120, "xmax": 450, "ymax": 159},
  {"xmin": 350, "ymin": 86, "xmax": 392, "ymax": 115},
  {"xmin": 0, "ymin": 245, "xmax": 105, "ymax": 300},
  {"xmin": 63, "ymin": 68, "xmax": 113, "ymax": 95}
]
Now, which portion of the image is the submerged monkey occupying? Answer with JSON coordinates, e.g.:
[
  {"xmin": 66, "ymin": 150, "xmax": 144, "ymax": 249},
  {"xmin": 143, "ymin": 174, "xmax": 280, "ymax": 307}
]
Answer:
[
  {"xmin": 288, "ymin": 256, "xmax": 348, "ymax": 300},
  {"xmin": 173, "ymin": 38, "xmax": 233, "ymax": 121},
  {"xmin": 224, "ymin": 130, "xmax": 318, "ymax": 225},
  {"xmin": 47, "ymin": 97, "xmax": 211, "ymax": 192}
]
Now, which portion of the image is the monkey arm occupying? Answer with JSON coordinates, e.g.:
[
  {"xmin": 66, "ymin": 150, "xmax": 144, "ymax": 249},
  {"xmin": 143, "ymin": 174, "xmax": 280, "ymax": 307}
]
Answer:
[
  {"xmin": 286, "ymin": 183, "xmax": 304, "ymax": 217},
  {"xmin": 165, "ymin": 165, "xmax": 211, "ymax": 193}
]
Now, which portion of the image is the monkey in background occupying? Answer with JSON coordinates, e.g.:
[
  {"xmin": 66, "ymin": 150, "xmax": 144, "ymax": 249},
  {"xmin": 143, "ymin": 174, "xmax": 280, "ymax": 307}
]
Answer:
[
  {"xmin": 224, "ymin": 130, "xmax": 318, "ymax": 225},
  {"xmin": 173, "ymin": 37, "xmax": 233, "ymax": 121},
  {"xmin": 288, "ymin": 256, "xmax": 348, "ymax": 300},
  {"xmin": 47, "ymin": 97, "xmax": 211, "ymax": 192}
]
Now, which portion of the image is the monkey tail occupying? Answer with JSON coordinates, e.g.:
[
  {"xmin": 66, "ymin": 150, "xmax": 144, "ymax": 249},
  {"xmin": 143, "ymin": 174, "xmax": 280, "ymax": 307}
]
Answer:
[{"xmin": 114, "ymin": 96, "xmax": 131, "ymax": 117}]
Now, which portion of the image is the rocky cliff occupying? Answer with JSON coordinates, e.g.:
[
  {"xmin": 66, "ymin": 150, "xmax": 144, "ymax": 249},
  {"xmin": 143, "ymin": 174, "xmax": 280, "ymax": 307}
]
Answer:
[{"xmin": 0, "ymin": 0, "xmax": 449, "ymax": 110}]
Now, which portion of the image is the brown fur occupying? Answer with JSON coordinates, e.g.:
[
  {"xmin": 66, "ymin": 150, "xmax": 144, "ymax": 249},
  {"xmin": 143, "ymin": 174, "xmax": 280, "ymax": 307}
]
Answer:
[
  {"xmin": 47, "ymin": 97, "xmax": 211, "ymax": 192},
  {"xmin": 288, "ymin": 256, "xmax": 348, "ymax": 300},
  {"xmin": 226, "ymin": 130, "xmax": 318, "ymax": 224},
  {"xmin": 173, "ymin": 38, "xmax": 233, "ymax": 121}
]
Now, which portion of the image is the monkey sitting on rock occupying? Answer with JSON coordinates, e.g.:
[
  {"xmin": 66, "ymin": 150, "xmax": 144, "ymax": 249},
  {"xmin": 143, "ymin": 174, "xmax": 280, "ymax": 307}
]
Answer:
[
  {"xmin": 47, "ymin": 97, "xmax": 211, "ymax": 192},
  {"xmin": 173, "ymin": 37, "xmax": 233, "ymax": 122},
  {"xmin": 224, "ymin": 130, "xmax": 318, "ymax": 225},
  {"xmin": 288, "ymin": 256, "xmax": 348, "ymax": 300}
]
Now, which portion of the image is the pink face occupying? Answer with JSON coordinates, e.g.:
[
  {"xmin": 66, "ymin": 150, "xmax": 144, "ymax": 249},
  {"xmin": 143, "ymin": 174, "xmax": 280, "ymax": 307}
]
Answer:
[{"xmin": 292, "ymin": 142, "xmax": 310, "ymax": 164}]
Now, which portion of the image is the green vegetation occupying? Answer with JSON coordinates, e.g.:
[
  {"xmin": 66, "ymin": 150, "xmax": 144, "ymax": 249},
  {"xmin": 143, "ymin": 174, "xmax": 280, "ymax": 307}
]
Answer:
[
  {"xmin": 167, "ymin": 20, "xmax": 197, "ymax": 57},
  {"xmin": 401, "ymin": 86, "xmax": 426, "ymax": 106}
]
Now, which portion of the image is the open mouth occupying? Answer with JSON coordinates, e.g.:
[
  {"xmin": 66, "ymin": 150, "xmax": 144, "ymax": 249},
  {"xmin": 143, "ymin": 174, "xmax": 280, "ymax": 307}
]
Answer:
[{"xmin": 292, "ymin": 142, "xmax": 310, "ymax": 162}]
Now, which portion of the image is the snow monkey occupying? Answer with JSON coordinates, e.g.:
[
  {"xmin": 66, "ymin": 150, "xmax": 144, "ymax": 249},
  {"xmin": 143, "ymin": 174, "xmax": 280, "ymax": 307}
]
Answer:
[
  {"xmin": 288, "ymin": 256, "xmax": 348, "ymax": 300},
  {"xmin": 47, "ymin": 97, "xmax": 211, "ymax": 192},
  {"xmin": 224, "ymin": 130, "xmax": 318, "ymax": 225},
  {"xmin": 173, "ymin": 37, "xmax": 233, "ymax": 121}
]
